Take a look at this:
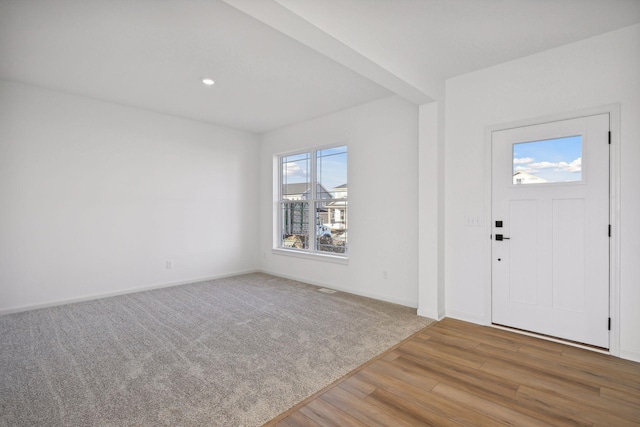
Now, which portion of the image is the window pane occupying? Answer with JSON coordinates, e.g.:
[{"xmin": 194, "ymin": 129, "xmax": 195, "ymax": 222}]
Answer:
[
  {"xmin": 282, "ymin": 152, "xmax": 311, "ymax": 199},
  {"xmin": 513, "ymin": 136, "xmax": 582, "ymax": 184},
  {"xmin": 317, "ymin": 145, "xmax": 347, "ymax": 199},
  {"xmin": 278, "ymin": 145, "xmax": 348, "ymax": 257},
  {"xmin": 315, "ymin": 200, "xmax": 347, "ymax": 254},
  {"xmin": 281, "ymin": 202, "xmax": 309, "ymax": 249}
]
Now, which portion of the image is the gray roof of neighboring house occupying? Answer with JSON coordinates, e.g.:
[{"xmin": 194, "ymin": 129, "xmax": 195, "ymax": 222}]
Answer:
[
  {"xmin": 282, "ymin": 183, "xmax": 310, "ymax": 196},
  {"xmin": 282, "ymin": 182, "xmax": 332, "ymax": 198}
]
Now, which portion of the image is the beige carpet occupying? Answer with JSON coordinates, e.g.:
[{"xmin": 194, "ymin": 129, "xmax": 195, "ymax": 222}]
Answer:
[{"xmin": 0, "ymin": 273, "xmax": 433, "ymax": 426}]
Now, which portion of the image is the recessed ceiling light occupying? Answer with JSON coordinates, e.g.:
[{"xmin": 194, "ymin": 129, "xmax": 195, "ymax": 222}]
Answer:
[{"xmin": 202, "ymin": 78, "xmax": 215, "ymax": 86}]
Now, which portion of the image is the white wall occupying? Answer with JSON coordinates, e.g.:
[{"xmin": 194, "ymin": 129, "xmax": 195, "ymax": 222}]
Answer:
[
  {"xmin": 259, "ymin": 95, "xmax": 420, "ymax": 307},
  {"xmin": 0, "ymin": 81, "xmax": 259, "ymax": 313},
  {"xmin": 444, "ymin": 24, "xmax": 640, "ymax": 361},
  {"xmin": 417, "ymin": 101, "xmax": 445, "ymax": 319}
]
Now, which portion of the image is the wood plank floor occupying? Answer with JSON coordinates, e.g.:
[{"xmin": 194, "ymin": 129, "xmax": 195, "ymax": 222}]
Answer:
[{"xmin": 264, "ymin": 318, "xmax": 640, "ymax": 427}]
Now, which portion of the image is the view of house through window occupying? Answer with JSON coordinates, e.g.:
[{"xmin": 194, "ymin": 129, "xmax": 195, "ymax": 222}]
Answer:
[{"xmin": 280, "ymin": 145, "xmax": 347, "ymax": 255}]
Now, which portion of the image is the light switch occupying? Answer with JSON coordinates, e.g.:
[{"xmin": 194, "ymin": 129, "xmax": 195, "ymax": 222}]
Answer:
[{"xmin": 465, "ymin": 215, "xmax": 483, "ymax": 227}]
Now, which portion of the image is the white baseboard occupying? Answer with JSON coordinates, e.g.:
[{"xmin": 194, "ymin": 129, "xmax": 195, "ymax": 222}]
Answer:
[
  {"xmin": 258, "ymin": 269, "xmax": 418, "ymax": 309},
  {"xmin": 417, "ymin": 308, "xmax": 444, "ymax": 321},
  {"xmin": 444, "ymin": 309, "xmax": 488, "ymax": 325},
  {"xmin": 0, "ymin": 269, "xmax": 259, "ymax": 316},
  {"xmin": 620, "ymin": 348, "xmax": 640, "ymax": 363}
]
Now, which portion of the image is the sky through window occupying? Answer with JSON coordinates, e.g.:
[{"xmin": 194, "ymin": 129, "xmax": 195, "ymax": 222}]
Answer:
[{"xmin": 513, "ymin": 136, "xmax": 582, "ymax": 183}]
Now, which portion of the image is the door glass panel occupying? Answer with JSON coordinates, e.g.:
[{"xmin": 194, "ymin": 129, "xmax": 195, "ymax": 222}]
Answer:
[{"xmin": 513, "ymin": 136, "xmax": 582, "ymax": 185}]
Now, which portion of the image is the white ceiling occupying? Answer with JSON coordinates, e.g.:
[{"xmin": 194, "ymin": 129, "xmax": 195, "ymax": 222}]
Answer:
[
  {"xmin": 271, "ymin": 0, "xmax": 640, "ymax": 99},
  {"xmin": 1, "ymin": 0, "xmax": 639, "ymax": 133},
  {"xmin": 0, "ymin": 0, "xmax": 392, "ymax": 133}
]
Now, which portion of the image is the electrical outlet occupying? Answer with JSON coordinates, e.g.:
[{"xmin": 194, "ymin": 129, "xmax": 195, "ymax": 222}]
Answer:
[
  {"xmin": 166, "ymin": 260, "xmax": 173, "ymax": 269},
  {"xmin": 383, "ymin": 270, "xmax": 389, "ymax": 279}
]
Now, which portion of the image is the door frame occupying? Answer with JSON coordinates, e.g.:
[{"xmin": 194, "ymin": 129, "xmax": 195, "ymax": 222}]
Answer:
[{"xmin": 483, "ymin": 104, "xmax": 621, "ymax": 356}]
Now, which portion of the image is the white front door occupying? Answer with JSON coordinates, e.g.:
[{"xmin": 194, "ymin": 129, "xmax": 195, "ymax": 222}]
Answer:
[{"xmin": 491, "ymin": 114, "xmax": 610, "ymax": 348}]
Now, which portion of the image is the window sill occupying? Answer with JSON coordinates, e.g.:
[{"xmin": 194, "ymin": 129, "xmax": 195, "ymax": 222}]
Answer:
[{"xmin": 271, "ymin": 248, "xmax": 349, "ymax": 265}]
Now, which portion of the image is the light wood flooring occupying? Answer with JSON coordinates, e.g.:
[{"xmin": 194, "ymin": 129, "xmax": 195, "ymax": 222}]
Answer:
[{"xmin": 265, "ymin": 318, "xmax": 640, "ymax": 426}]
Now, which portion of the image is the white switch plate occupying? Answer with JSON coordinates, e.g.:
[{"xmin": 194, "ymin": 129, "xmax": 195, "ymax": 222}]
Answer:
[{"xmin": 465, "ymin": 215, "xmax": 483, "ymax": 227}]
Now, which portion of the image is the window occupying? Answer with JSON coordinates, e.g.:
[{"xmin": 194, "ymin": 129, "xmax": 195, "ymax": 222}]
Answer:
[
  {"xmin": 513, "ymin": 135, "xmax": 582, "ymax": 185},
  {"xmin": 279, "ymin": 145, "xmax": 347, "ymax": 256}
]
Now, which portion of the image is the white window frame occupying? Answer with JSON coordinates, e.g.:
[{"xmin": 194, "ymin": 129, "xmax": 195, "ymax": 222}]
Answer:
[{"xmin": 273, "ymin": 144, "xmax": 348, "ymax": 263}]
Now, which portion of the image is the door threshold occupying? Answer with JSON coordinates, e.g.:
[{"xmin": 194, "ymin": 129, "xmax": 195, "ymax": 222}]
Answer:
[{"xmin": 491, "ymin": 323, "xmax": 609, "ymax": 354}]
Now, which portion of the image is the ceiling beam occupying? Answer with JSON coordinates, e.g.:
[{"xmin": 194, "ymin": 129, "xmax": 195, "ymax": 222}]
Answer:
[{"xmin": 223, "ymin": 0, "xmax": 434, "ymax": 105}]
